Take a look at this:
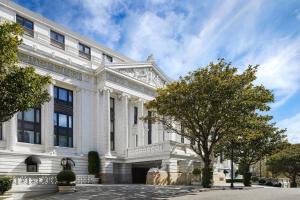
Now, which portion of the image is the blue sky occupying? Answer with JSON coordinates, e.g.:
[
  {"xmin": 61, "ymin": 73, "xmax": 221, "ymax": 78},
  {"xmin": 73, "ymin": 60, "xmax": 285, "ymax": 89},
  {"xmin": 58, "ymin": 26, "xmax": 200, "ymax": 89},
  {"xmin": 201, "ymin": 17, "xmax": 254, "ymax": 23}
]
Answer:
[{"xmin": 14, "ymin": 0, "xmax": 300, "ymax": 143}]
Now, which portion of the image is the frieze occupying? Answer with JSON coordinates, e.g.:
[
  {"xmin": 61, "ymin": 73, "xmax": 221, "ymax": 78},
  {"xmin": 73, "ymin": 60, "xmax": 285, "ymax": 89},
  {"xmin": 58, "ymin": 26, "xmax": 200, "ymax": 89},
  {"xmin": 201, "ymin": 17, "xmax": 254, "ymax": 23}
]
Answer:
[
  {"xmin": 18, "ymin": 53, "xmax": 83, "ymax": 81},
  {"xmin": 106, "ymin": 72, "xmax": 156, "ymax": 97}
]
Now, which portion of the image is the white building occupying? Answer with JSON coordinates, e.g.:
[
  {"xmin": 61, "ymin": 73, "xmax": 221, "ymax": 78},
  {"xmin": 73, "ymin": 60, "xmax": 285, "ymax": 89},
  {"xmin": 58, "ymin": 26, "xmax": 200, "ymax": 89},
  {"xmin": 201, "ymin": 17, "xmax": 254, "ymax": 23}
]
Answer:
[{"xmin": 0, "ymin": 0, "xmax": 201, "ymax": 185}]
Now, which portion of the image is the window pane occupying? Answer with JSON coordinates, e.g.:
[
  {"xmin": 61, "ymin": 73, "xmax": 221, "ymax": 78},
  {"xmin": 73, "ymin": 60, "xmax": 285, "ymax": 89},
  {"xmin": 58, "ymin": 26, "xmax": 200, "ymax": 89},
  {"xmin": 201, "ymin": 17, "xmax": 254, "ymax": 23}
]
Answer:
[
  {"xmin": 68, "ymin": 116, "xmax": 72, "ymax": 128},
  {"xmin": 68, "ymin": 137, "xmax": 73, "ymax": 147},
  {"xmin": 58, "ymin": 88, "xmax": 68, "ymax": 101},
  {"xmin": 54, "ymin": 86, "xmax": 58, "ymax": 99},
  {"xmin": 68, "ymin": 92, "xmax": 73, "ymax": 102},
  {"xmin": 17, "ymin": 112, "xmax": 22, "ymax": 120},
  {"xmin": 35, "ymin": 109, "xmax": 40, "ymax": 123},
  {"xmin": 18, "ymin": 130, "xmax": 23, "ymax": 142},
  {"xmin": 59, "ymin": 114, "xmax": 68, "ymax": 127},
  {"xmin": 59, "ymin": 135, "xmax": 68, "ymax": 147},
  {"xmin": 79, "ymin": 44, "xmax": 83, "ymax": 51},
  {"xmin": 23, "ymin": 130, "xmax": 35, "ymax": 144},
  {"xmin": 53, "ymin": 113, "xmax": 57, "ymax": 126},
  {"xmin": 36, "ymin": 132, "xmax": 41, "ymax": 144},
  {"xmin": 54, "ymin": 134, "xmax": 57, "ymax": 146},
  {"xmin": 24, "ymin": 20, "xmax": 33, "ymax": 30},
  {"xmin": 24, "ymin": 109, "xmax": 34, "ymax": 122}
]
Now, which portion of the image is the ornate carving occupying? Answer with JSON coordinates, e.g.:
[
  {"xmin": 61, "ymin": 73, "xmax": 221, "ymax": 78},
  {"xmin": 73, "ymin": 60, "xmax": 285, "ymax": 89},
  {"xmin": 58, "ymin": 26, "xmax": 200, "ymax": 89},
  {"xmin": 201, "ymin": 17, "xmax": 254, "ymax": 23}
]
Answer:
[{"xmin": 116, "ymin": 67, "xmax": 166, "ymax": 88}]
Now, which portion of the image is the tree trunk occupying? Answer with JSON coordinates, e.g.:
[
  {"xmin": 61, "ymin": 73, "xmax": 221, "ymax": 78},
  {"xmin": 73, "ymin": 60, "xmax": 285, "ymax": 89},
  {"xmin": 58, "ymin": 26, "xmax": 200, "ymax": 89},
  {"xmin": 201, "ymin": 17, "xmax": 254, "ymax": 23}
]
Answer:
[
  {"xmin": 202, "ymin": 156, "xmax": 213, "ymax": 188},
  {"xmin": 290, "ymin": 176, "xmax": 297, "ymax": 188},
  {"xmin": 242, "ymin": 164, "xmax": 252, "ymax": 186}
]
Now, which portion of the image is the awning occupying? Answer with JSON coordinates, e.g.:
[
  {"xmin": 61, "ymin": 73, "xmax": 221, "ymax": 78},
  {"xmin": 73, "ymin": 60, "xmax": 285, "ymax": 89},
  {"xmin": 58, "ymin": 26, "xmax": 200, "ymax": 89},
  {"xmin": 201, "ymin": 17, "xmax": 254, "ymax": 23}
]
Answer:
[{"xmin": 25, "ymin": 155, "xmax": 41, "ymax": 165}]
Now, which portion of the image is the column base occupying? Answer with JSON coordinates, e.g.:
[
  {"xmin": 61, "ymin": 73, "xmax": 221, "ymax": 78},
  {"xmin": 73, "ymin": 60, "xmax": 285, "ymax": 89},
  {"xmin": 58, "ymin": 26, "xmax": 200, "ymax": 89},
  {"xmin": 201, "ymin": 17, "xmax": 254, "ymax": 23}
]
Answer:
[{"xmin": 101, "ymin": 173, "xmax": 115, "ymax": 184}]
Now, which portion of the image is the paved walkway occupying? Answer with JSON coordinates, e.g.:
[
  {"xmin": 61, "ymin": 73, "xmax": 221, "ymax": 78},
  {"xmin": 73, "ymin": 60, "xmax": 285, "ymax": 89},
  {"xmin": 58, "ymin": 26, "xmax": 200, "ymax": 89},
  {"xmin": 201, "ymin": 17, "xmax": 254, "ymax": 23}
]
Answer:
[{"xmin": 31, "ymin": 184, "xmax": 300, "ymax": 200}]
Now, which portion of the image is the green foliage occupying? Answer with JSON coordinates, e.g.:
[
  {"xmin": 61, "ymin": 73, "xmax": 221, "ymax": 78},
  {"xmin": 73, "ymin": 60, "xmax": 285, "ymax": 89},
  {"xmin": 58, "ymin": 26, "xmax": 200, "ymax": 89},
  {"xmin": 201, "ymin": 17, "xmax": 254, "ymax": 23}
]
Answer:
[
  {"xmin": 146, "ymin": 59, "xmax": 274, "ymax": 187},
  {"xmin": 57, "ymin": 170, "xmax": 76, "ymax": 186},
  {"xmin": 0, "ymin": 177, "xmax": 13, "ymax": 195},
  {"xmin": 0, "ymin": 22, "xmax": 51, "ymax": 122},
  {"xmin": 267, "ymin": 144, "xmax": 300, "ymax": 188},
  {"xmin": 226, "ymin": 179, "xmax": 243, "ymax": 183},
  {"xmin": 88, "ymin": 151, "xmax": 100, "ymax": 175},
  {"xmin": 258, "ymin": 178, "xmax": 266, "ymax": 185},
  {"xmin": 202, "ymin": 167, "xmax": 213, "ymax": 188},
  {"xmin": 192, "ymin": 168, "xmax": 201, "ymax": 175}
]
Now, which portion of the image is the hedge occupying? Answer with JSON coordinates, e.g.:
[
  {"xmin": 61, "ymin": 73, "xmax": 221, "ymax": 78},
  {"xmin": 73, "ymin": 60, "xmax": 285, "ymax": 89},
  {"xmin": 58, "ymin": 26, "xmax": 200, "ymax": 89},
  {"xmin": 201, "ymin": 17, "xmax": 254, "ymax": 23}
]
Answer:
[
  {"xmin": 0, "ymin": 177, "xmax": 13, "ymax": 195},
  {"xmin": 88, "ymin": 151, "xmax": 100, "ymax": 175}
]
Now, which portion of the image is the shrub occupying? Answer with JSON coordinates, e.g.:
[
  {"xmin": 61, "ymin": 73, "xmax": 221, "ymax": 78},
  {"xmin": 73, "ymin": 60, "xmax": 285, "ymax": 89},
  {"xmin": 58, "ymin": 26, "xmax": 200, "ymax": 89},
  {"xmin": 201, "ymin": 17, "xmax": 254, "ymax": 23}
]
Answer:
[
  {"xmin": 0, "ymin": 177, "xmax": 13, "ymax": 195},
  {"xmin": 57, "ymin": 170, "xmax": 76, "ymax": 186},
  {"xmin": 88, "ymin": 151, "xmax": 100, "ymax": 175},
  {"xmin": 251, "ymin": 176, "xmax": 259, "ymax": 182},
  {"xmin": 202, "ymin": 167, "xmax": 213, "ymax": 188},
  {"xmin": 273, "ymin": 182, "xmax": 282, "ymax": 187},
  {"xmin": 226, "ymin": 179, "xmax": 244, "ymax": 183},
  {"xmin": 192, "ymin": 168, "xmax": 201, "ymax": 175},
  {"xmin": 258, "ymin": 178, "xmax": 266, "ymax": 185},
  {"xmin": 265, "ymin": 181, "xmax": 273, "ymax": 186}
]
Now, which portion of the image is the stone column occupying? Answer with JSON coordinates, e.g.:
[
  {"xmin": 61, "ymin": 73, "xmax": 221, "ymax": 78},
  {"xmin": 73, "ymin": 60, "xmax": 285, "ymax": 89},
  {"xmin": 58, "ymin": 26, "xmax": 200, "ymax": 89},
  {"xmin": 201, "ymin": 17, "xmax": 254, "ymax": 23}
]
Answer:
[
  {"xmin": 138, "ymin": 99, "xmax": 145, "ymax": 146},
  {"xmin": 7, "ymin": 115, "xmax": 17, "ymax": 151},
  {"xmin": 44, "ymin": 83, "xmax": 54, "ymax": 153},
  {"xmin": 104, "ymin": 88, "xmax": 111, "ymax": 156},
  {"xmin": 100, "ymin": 158, "xmax": 114, "ymax": 183},
  {"xmin": 74, "ymin": 88, "xmax": 83, "ymax": 155},
  {"xmin": 121, "ymin": 93, "xmax": 129, "ymax": 150}
]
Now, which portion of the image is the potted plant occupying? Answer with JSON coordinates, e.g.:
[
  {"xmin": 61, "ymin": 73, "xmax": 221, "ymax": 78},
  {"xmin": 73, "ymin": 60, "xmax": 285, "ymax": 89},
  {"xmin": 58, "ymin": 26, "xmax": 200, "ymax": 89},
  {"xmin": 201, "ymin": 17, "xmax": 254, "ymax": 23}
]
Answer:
[
  {"xmin": 0, "ymin": 177, "xmax": 13, "ymax": 199},
  {"xmin": 191, "ymin": 168, "xmax": 202, "ymax": 185},
  {"xmin": 57, "ymin": 170, "xmax": 76, "ymax": 193}
]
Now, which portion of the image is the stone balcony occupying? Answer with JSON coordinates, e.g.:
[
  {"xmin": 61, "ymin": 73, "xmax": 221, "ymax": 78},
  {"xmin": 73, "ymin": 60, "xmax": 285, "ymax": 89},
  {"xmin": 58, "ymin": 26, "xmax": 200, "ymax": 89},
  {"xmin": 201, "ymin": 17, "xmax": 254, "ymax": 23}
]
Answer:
[{"xmin": 126, "ymin": 141, "xmax": 197, "ymax": 162}]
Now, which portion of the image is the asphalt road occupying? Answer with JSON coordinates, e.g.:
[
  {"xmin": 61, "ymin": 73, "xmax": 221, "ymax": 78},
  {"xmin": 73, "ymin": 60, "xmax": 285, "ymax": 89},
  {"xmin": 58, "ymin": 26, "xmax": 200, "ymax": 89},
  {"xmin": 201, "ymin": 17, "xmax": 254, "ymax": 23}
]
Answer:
[{"xmin": 31, "ymin": 184, "xmax": 300, "ymax": 200}]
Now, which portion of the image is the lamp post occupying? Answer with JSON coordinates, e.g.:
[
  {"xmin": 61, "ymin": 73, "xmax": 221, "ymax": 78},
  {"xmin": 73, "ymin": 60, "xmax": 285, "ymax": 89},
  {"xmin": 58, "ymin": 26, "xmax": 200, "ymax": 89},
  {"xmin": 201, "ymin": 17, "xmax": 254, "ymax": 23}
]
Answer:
[{"xmin": 230, "ymin": 139, "xmax": 234, "ymax": 188}]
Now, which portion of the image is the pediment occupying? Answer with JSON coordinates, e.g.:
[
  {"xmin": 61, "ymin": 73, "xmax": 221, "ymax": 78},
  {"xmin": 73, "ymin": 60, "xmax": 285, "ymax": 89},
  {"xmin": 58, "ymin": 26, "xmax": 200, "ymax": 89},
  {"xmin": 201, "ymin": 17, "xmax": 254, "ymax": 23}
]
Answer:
[{"xmin": 116, "ymin": 67, "xmax": 167, "ymax": 88}]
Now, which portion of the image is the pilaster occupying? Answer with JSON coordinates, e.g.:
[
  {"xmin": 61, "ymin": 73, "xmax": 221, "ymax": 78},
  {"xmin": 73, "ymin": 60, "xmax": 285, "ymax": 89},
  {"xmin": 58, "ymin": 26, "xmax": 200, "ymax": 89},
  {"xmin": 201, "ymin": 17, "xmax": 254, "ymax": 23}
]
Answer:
[
  {"xmin": 121, "ymin": 93, "xmax": 130, "ymax": 151},
  {"xmin": 138, "ymin": 98, "xmax": 145, "ymax": 146},
  {"xmin": 44, "ymin": 83, "xmax": 54, "ymax": 153},
  {"xmin": 7, "ymin": 115, "xmax": 17, "ymax": 151}
]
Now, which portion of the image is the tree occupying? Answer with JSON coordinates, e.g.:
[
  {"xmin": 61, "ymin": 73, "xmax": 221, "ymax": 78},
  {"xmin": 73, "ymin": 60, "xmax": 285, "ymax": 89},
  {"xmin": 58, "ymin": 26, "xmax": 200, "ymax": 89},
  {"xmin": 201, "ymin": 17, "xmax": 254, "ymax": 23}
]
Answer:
[
  {"xmin": 0, "ymin": 22, "xmax": 51, "ymax": 122},
  {"xmin": 146, "ymin": 59, "xmax": 274, "ymax": 187},
  {"xmin": 267, "ymin": 144, "xmax": 300, "ymax": 188},
  {"xmin": 216, "ymin": 114, "xmax": 287, "ymax": 186}
]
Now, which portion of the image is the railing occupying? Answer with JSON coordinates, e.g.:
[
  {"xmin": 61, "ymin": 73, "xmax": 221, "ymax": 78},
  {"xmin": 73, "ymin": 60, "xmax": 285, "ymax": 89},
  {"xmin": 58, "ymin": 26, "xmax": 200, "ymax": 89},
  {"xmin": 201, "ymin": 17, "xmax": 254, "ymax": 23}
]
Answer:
[{"xmin": 0, "ymin": 174, "xmax": 97, "ymax": 185}]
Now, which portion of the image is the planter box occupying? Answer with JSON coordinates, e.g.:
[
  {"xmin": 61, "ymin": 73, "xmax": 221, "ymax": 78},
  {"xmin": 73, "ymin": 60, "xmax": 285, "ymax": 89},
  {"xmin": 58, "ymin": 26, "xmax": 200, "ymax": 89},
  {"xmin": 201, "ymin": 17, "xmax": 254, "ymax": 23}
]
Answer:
[{"xmin": 58, "ymin": 186, "xmax": 76, "ymax": 193}]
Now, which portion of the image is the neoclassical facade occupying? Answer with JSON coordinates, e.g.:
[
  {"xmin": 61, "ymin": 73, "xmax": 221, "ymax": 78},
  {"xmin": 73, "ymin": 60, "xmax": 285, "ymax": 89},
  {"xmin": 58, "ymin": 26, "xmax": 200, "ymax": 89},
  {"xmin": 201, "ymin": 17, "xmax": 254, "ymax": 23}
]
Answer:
[{"xmin": 0, "ymin": 0, "xmax": 202, "ymax": 184}]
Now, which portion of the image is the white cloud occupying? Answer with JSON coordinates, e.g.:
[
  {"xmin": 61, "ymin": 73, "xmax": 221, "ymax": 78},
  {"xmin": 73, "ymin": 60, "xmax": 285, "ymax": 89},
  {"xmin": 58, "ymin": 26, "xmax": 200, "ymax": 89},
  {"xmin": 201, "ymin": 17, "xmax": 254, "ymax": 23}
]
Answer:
[
  {"xmin": 38, "ymin": 0, "xmax": 300, "ymax": 110},
  {"xmin": 278, "ymin": 113, "xmax": 300, "ymax": 143}
]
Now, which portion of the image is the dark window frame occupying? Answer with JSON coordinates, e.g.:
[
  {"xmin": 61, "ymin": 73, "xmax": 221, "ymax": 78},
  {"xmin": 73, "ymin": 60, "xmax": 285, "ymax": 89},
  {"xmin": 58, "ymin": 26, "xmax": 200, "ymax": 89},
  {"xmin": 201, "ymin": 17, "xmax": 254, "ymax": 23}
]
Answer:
[
  {"xmin": 54, "ymin": 86, "xmax": 73, "ymax": 148},
  {"xmin": 50, "ymin": 30, "xmax": 65, "ymax": 50},
  {"xmin": 134, "ymin": 107, "xmax": 138, "ymax": 125},
  {"xmin": 148, "ymin": 111, "xmax": 152, "ymax": 145},
  {"xmin": 110, "ymin": 97, "xmax": 115, "ymax": 151},
  {"xmin": 79, "ymin": 43, "xmax": 91, "ymax": 60},
  {"xmin": 104, "ymin": 54, "xmax": 113, "ymax": 63},
  {"xmin": 27, "ymin": 164, "xmax": 38, "ymax": 172},
  {"xmin": 16, "ymin": 15, "xmax": 34, "ymax": 37},
  {"xmin": 17, "ymin": 108, "xmax": 41, "ymax": 144}
]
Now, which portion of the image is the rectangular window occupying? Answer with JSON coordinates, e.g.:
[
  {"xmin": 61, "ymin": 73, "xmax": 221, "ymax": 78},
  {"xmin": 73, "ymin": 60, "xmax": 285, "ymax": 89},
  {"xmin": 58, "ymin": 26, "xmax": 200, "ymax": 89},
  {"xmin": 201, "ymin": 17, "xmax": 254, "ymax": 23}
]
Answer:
[
  {"xmin": 134, "ymin": 107, "xmax": 138, "ymax": 125},
  {"xmin": 54, "ymin": 86, "xmax": 73, "ymax": 147},
  {"xmin": 104, "ymin": 54, "xmax": 113, "ymax": 63},
  {"xmin": 53, "ymin": 86, "xmax": 73, "ymax": 104},
  {"xmin": 148, "ymin": 111, "xmax": 152, "ymax": 145},
  {"xmin": 110, "ymin": 97, "xmax": 115, "ymax": 151},
  {"xmin": 16, "ymin": 15, "xmax": 34, "ymax": 37},
  {"xmin": 79, "ymin": 43, "xmax": 91, "ymax": 60},
  {"xmin": 50, "ymin": 30, "xmax": 65, "ymax": 49},
  {"xmin": 0, "ymin": 123, "xmax": 2, "ymax": 140},
  {"xmin": 181, "ymin": 136, "xmax": 185, "ymax": 144},
  {"xmin": 17, "ymin": 108, "xmax": 41, "ymax": 144}
]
